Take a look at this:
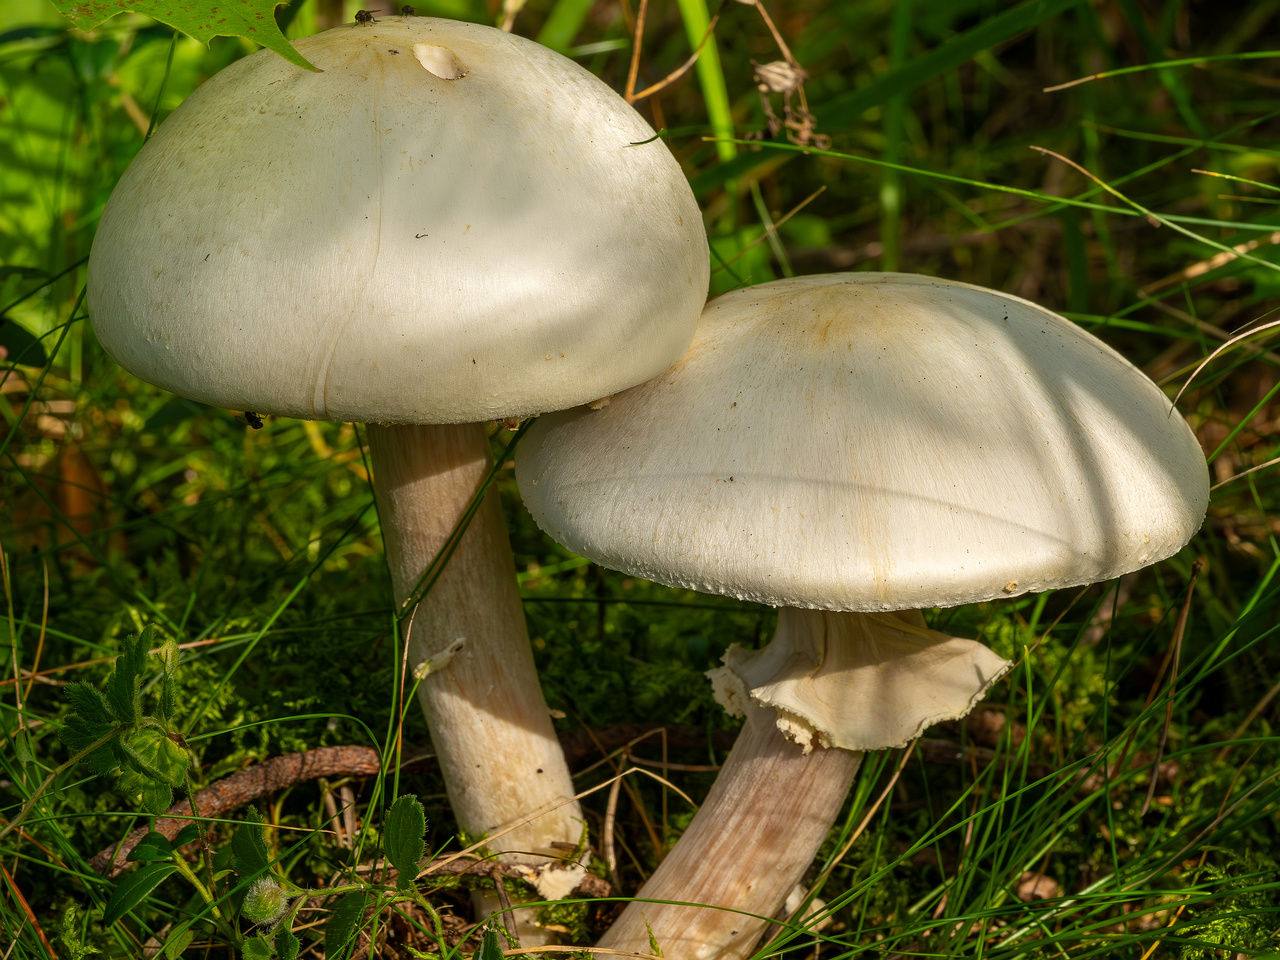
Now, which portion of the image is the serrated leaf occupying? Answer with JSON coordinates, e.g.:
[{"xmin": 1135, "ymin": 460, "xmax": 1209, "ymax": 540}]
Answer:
[
  {"xmin": 275, "ymin": 927, "xmax": 299, "ymax": 960},
  {"xmin": 232, "ymin": 808, "xmax": 271, "ymax": 879},
  {"xmin": 48, "ymin": 0, "xmax": 316, "ymax": 72},
  {"xmin": 474, "ymin": 928, "xmax": 504, "ymax": 960},
  {"xmin": 242, "ymin": 936, "xmax": 272, "ymax": 960},
  {"xmin": 162, "ymin": 923, "xmax": 194, "ymax": 960},
  {"xmin": 173, "ymin": 824, "xmax": 201, "ymax": 848},
  {"xmin": 63, "ymin": 682, "xmax": 116, "ymax": 725},
  {"xmin": 59, "ymin": 685, "xmax": 119, "ymax": 772},
  {"xmin": 127, "ymin": 832, "xmax": 174, "ymax": 862},
  {"xmin": 384, "ymin": 795, "xmax": 425, "ymax": 890},
  {"xmin": 105, "ymin": 630, "xmax": 150, "ymax": 725},
  {"xmin": 103, "ymin": 862, "xmax": 177, "ymax": 924},
  {"xmin": 325, "ymin": 892, "xmax": 367, "ymax": 953}
]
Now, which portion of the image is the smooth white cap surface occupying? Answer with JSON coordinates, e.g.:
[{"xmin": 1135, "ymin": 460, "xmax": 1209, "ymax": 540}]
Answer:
[
  {"xmin": 518, "ymin": 273, "xmax": 1209, "ymax": 611},
  {"xmin": 88, "ymin": 18, "xmax": 708, "ymax": 423}
]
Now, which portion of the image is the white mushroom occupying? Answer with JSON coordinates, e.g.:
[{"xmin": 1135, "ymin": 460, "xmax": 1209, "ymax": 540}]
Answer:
[
  {"xmin": 517, "ymin": 273, "xmax": 1208, "ymax": 960},
  {"xmin": 86, "ymin": 13, "xmax": 709, "ymax": 910}
]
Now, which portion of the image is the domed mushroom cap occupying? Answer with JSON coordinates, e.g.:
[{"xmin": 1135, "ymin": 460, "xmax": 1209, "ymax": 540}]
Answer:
[
  {"xmin": 518, "ymin": 273, "xmax": 1209, "ymax": 611},
  {"xmin": 88, "ymin": 17, "xmax": 708, "ymax": 424}
]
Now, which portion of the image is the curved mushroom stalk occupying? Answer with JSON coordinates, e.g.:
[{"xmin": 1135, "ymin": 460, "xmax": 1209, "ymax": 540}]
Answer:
[
  {"xmin": 368, "ymin": 422, "xmax": 583, "ymax": 935},
  {"xmin": 597, "ymin": 702, "xmax": 861, "ymax": 960},
  {"xmin": 598, "ymin": 607, "xmax": 1010, "ymax": 960}
]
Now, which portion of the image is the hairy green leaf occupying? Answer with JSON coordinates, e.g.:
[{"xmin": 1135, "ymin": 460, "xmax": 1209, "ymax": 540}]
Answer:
[
  {"xmin": 63, "ymin": 682, "xmax": 115, "ymax": 725},
  {"xmin": 118, "ymin": 728, "xmax": 189, "ymax": 788},
  {"xmin": 645, "ymin": 918, "xmax": 664, "ymax": 959},
  {"xmin": 137, "ymin": 782, "xmax": 175, "ymax": 815},
  {"xmin": 105, "ymin": 629, "xmax": 150, "ymax": 725},
  {"xmin": 242, "ymin": 936, "xmax": 272, "ymax": 960},
  {"xmin": 158, "ymin": 638, "xmax": 180, "ymax": 721},
  {"xmin": 48, "ymin": 0, "xmax": 315, "ymax": 72},
  {"xmin": 384, "ymin": 795, "xmax": 426, "ymax": 890},
  {"xmin": 325, "ymin": 892, "xmax": 367, "ymax": 954},
  {"xmin": 57, "ymin": 905, "xmax": 100, "ymax": 960},
  {"xmin": 173, "ymin": 824, "xmax": 201, "ymax": 847},
  {"xmin": 103, "ymin": 862, "xmax": 177, "ymax": 925},
  {"xmin": 474, "ymin": 928, "xmax": 504, "ymax": 960},
  {"xmin": 232, "ymin": 807, "xmax": 271, "ymax": 879},
  {"xmin": 59, "ymin": 682, "xmax": 119, "ymax": 771},
  {"xmin": 275, "ymin": 927, "xmax": 300, "ymax": 960}
]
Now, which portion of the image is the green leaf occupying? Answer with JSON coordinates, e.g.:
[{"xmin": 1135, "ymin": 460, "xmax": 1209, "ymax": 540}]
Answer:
[
  {"xmin": 48, "ymin": 0, "xmax": 316, "ymax": 72},
  {"xmin": 232, "ymin": 808, "xmax": 271, "ymax": 878},
  {"xmin": 13, "ymin": 729, "xmax": 34, "ymax": 764},
  {"xmin": 57, "ymin": 904, "xmax": 100, "ymax": 960},
  {"xmin": 644, "ymin": 917, "xmax": 664, "ymax": 959},
  {"xmin": 105, "ymin": 629, "xmax": 151, "ymax": 725},
  {"xmin": 275, "ymin": 927, "xmax": 299, "ymax": 960},
  {"xmin": 63, "ymin": 682, "xmax": 115, "ymax": 725},
  {"xmin": 242, "ymin": 936, "xmax": 272, "ymax": 960},
  {"xmin": 0, "ymin": 315, "xmax": 48, "ymax": 367},
  {"xmin": 158, "ymin": 638, "xmax": 180, "ymax": 721},
  {"xmin": 325, "ymin": 892, "xmax": 367, "ymax": 953},
  {"xmin": 59, "ymin": 683, "xmax": 119, "ymax": 772},
  {"xmin": 384, "ymin": 795, "xmax": 426, "ymax": 890},
  {"xmin": 103, "ymin": 862, "xmax": 177, "ymax": 925},
  {"xmin": 126, "ymin": 831, "xmax": 174, "ymax": 862},
  {"xmin": 119, "ymin": 728, "xmax": 189, "ymax": 787},
  {"xmin": 137, "ymin": 782, "xmax": 175, "ymax": 816},
  {"xmin": 173, "ymin": 824, "xmax": 201, "ymax": 847},
  {"xmin": 162, "ymin": 923, "xmax": 194, "ymax": 960},
  {"xmin": 474, "ymin": 928, "xmax": 504, "ymax": 960}
]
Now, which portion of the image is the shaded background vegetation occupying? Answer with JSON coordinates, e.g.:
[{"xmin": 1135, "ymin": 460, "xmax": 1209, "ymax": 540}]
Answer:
[{"xmin": 2, "ymin": 0, "xmax": 1280, "ymax": 957}]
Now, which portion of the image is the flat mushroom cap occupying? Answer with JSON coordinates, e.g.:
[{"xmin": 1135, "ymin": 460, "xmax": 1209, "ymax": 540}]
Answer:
[
  {"xmin": 518, "ymin": 273, "xmax": 1209, "ymax": 611},
  {"xmin": 87, "ymin": 17, "xmax": 709, "ymax": 424}
]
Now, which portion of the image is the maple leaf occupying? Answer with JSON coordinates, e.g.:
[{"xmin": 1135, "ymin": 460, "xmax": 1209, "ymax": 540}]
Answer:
[{"xmin": 51, "ymin": 0, "xmax": 316, "ymax": 71}]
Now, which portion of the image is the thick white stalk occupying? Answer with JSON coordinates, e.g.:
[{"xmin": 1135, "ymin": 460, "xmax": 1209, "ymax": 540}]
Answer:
[
  {"xmin": 597, "ymin": 700, "xmax": 862, "ymax": 960},
  {"xmin": 366, "ymin": 423, "xmax": 582, "ymax": 861}
]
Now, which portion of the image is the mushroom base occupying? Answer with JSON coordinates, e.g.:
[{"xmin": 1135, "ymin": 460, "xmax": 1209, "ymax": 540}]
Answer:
[
  {"xmin": 598, "ymin": 607, "xmax": 1010, "ymax": 960},
  {"xmin": 596, "ymin": 701, "xmax": 861, "ymax": 960},
  {"xmin": 366, "ymin": 422, "xmax": 582, "ymax": 863}
]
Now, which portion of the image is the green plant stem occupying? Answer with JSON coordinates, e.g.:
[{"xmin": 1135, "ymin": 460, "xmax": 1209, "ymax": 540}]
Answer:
[
  {"xmin": 674, "ymin": 0, "xmax": 735, "ymax": 165},
  {"xmin": 169, "ymin": 853, "xmax": 233, "ymax": 938},
  {"xmin": 0, "ymin": 727, "xmax": 121, "ymax": 842},
  {"xmin": 184, "ymin": 770, "xmax": 221, "ymax": 907}
]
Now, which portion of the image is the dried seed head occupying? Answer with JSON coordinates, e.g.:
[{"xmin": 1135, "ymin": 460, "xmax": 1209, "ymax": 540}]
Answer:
[{"xmin": 753, "ymin": 60, "xmax": 807, "ymax": 95}]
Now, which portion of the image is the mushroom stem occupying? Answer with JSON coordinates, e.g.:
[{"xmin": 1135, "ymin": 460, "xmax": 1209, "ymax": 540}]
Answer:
[
  {"xmin": 598, "ymin": 607, "xmax": 1011, "ymax": 960},
  {"xmin": 597, "ymin": 701, "xmax": 862, "ymax": 960},
  {"xmin": 366, "ymin": 422, "xmax": 582, "ymax": 862}
]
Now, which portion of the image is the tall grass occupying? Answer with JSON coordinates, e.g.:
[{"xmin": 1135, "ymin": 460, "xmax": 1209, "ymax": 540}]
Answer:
[{"xmin": 2, "ymin": 0, "xmax": 1279, "ymax": 957}]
